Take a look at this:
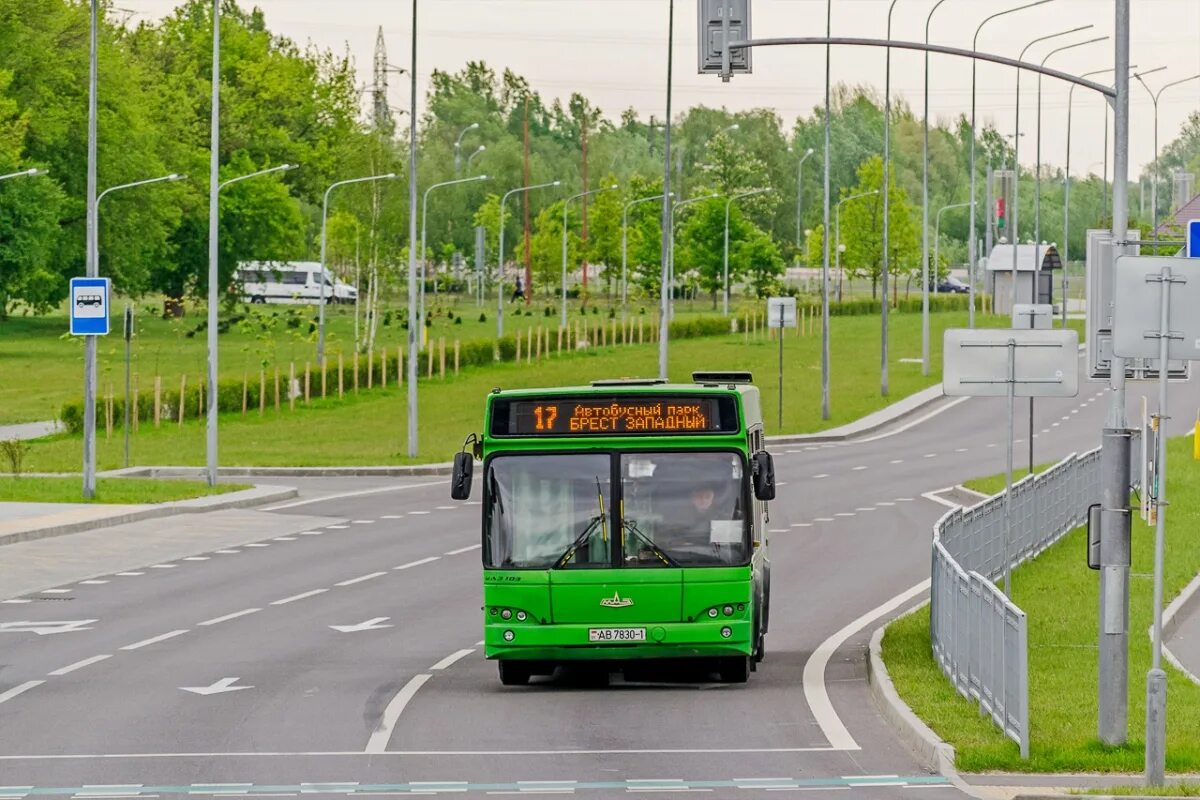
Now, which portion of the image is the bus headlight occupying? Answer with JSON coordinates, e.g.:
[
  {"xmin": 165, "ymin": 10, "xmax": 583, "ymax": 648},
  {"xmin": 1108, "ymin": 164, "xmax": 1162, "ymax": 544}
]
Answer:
[
  {"xmin": 501, "ymin": 609, "xmax": 512, "ymax": 620},
  {"xmin": 516, "ymin": 611, "xmax": 527, "ymax": 621},
  {"xmin": 707, "ymin": 608, "xmax": 719, "ymax": 618},
  {"xmin": 503, "ymin": 630, "xmax": 515, "ymax": 641},
  {"xmin": 723, "ymin": 605, "xmax": 734, "ymax": 616},
  {"xmin": 720, "ymin": 627, "xmax": 732, "ymax": 639}
]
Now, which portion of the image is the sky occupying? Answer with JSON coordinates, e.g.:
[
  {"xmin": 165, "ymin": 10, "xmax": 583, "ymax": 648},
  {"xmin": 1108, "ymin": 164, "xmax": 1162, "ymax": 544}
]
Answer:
[{"xmin": 117, "ymin": 0, "xmax": 1200, "ymax": 181}]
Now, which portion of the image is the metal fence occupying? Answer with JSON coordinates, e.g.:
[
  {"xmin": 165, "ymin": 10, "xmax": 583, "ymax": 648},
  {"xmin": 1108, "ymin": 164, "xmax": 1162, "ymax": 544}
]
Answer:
[{"xmin": 929, "ymin": 446, "xmax": 1107, "ymax": 759}]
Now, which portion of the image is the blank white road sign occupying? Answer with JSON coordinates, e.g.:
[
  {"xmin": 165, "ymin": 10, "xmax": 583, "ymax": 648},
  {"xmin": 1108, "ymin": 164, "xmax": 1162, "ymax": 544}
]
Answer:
[
  {"xmin": 1012, "ymin": 303, "xmax": 1055, "ymax": 330},
  {"xmin": 766, "ymin": 296, "xmax": 797, "ymax": 328},
  {"xmin": 943, "ymin": 328, "xmax": 1079, "ymax": 398},
  {"xmin": 1112, "ymin": 255, "xmax": 1200, "ymax": 363}
]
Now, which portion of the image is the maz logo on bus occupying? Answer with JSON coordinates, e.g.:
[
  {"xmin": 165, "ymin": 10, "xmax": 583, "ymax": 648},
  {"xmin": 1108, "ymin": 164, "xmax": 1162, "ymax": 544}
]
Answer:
[{"xmin": 600, "ymin": 592, "xmax": 634, "ymax": 608}]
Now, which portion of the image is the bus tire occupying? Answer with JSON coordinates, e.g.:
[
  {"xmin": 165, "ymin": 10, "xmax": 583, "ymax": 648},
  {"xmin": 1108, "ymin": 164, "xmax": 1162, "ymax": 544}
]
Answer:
[
  {"xmin": 752, "ymin": 616, "xmax": 765, "ymax": 667},
  {"xmin": 498, "ymin": 661, "xmax": 531, "ymax": 686},
  {"xmin": 718, "ymin": 656, "xmax": 750, "ymax": 684}
]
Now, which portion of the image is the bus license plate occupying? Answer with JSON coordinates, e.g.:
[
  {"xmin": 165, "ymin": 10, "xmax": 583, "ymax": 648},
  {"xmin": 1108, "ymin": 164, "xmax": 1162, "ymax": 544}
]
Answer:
[{"xmin": 588, "ymin": 627, "xmax": 647, "ymax": 642}]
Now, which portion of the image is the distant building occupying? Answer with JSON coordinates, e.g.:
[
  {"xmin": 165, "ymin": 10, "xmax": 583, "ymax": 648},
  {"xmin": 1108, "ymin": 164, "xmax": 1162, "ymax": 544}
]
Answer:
[
  {"xmin": 1155, "ymin": 192, "xmax": 1200, "ymax": 237},
  {"xmin": 984, "ymin": 243, "xmax": 1061, "ymax": 315}
]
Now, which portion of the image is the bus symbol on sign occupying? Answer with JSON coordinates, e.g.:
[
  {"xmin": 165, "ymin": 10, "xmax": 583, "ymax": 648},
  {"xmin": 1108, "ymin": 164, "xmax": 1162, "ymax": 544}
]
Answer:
[{"xmin": 69, "ymin": 277, "xmax": 111, "ymax": 336}]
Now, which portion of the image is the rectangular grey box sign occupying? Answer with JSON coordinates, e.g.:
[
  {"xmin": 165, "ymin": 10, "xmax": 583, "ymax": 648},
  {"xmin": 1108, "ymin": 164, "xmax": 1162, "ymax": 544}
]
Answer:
[
  {"xmin": 766, "ymin": 296, "xmax": 796, "ymax": 328},
  {"xmin": 697, "ymin": 0, "xmax": 752, "ymax": 75},
  {"xmin": 1012, "ymin": 303, "xmax": 1054, "ymax": 330},
  {"xmin": 942, "ymin": 328, "xmax": 1080, "ymax": 398},
  {"xmin": 1112, "ymin": 255, "xmax": 1200, "ymax": 363}
]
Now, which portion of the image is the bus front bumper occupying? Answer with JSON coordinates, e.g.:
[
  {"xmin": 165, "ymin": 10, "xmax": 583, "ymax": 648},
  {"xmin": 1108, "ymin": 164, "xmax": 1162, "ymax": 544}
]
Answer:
[{"xmin": 483, "ymin": 619, "xmax": 752, "ymax": 661}]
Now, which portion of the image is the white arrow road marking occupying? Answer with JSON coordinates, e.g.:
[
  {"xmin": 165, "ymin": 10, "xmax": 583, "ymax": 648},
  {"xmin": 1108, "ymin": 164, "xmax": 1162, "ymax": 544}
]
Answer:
[
  {"xmin": 180, "ymin": 677, "xmax": 253, "ymax": 696},
  {"xmin": 0, "ymin": 620, "xmax": 97, "ymax": 636},
  {"xmin": 330, "ymin": 617, "xmax": 393, "ymax": 633}
]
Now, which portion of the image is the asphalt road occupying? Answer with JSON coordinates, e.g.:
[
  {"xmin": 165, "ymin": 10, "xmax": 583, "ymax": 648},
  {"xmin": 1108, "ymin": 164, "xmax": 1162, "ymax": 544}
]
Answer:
[{"xmin": 1, "ymin": 366, "xmax": 1197, "ymax": 799}]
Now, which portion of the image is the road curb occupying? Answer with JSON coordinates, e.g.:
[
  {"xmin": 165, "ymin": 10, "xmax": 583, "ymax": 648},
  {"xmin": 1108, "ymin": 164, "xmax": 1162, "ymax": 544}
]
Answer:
[
  {"xmin": 1161, "ymin": 570, "xmax": 1200, "ymax": 687},
  {"xmin": 1014, "ymin": 796, "xmax": 1193, "ymax": 799},
  {"xmin": 866, "ymin": 610, "xmax": 960, "ymax": 778},
  {"xmin": 767, "ymin": 384, "xmax": 948, "ymax": 445},
  {"xmin": 0, "ymin": 484, "xmax": 297, "ymax": 547}
]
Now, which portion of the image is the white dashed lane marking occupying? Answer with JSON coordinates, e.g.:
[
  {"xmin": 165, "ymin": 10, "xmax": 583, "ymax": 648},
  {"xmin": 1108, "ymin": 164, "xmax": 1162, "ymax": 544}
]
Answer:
[
  {"xmin": 326, "ymin": 525, "xmax": 349, "ymax": 530},
  {"xmin": 48, "ymin": 654, "xmax": 112, "ymax": 676},
  {"xmin": 150, "ymin": 563, "xmax": 178, "ymax": 568},
  {"xmin": 889, "ymin": 459, "xmax": 904, "ymax": 464},
  {"xmin": 445, "ymin": 544, "xmax": 482, "ymax": 556},
  {"xmin": 835, "ymin": 512, "xmax": 856, "ymax": 518},
  {"xmin": 409, "ymin": 511, "xmax": 431, "ymax": 516},
  {"xmin": 335, "ymin": 572, "xmax": 387, "ymax": 587},
  {"xmin": 395, "ymin": 556, "xmax": 440, "ymax": 570},
  {"xmin": 42, "ymin": 589, "xmax": 70, "ymax": 594},
  {"xmin": 121, "ymin": 630, "xmax": 188, "ymax": 651},
  {"xmin": 182, "ymin": 556, "xmax": 210, "ymax": 561},
  {"xmin": 381, "ymin": 515, "xmax": 405, "ymax": 519},
  {"xmin": 813, "ymin": 474, "xmax": 829, "ymax": 479},
  {"xmin": 116, "ymin": 571, "xmax": 144, "ymax": 576},
  {"xmin": 350, "ymin": 521, "xmax": 374, "ymax": 525},
  {"xmin": 923, "ymin": 453, "xmax": 937, "ymax": 459},
  {"xmin": 270, "ymin": 589, "xmax": 327, "ymax": 606},
  {"xmin": 79, "ymin": 580, "xmax": 108, "ymax": 585},
  {"xmin": 214, "ymin": 550, "xmax": 240, "ymax": 555},
  {"xmin": 768, "ymin": 528, "xmax": 788, "ymax": 533},
  {"xmin": 244, "ymin": 543, "xmax": 270, "ymax": 548},
  {"xmin": 199, "ymin": 608, "xmax": 261, "ymax": 627},
  {"xmin": 852, "ymin": 466, "xmax": 868, "ymax": 471},
  {"xmin": 814, "ymin": 517, "xmax": 834, "ymax": 523},
  {"xmin": 792, "ymin": 523, "xmax": 812, "ymax": 528}
]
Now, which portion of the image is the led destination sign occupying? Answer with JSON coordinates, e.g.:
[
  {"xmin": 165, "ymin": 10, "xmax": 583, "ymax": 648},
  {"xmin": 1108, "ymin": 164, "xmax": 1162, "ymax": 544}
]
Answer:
[{"xmin": 491, "ymin": 396, "xmax": 739, "ymax": 437}]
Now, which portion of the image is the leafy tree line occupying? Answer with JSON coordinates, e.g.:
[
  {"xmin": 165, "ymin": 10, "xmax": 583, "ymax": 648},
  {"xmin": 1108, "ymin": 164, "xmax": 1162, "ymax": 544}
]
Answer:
[{"xmin": 0, "ymin": 0, "xmax": 1168, "ymax": 321}]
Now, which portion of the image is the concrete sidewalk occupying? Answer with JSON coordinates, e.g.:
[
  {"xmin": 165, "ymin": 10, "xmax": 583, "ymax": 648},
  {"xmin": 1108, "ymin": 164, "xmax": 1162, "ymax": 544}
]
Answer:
[{"xmin": 0, "ymin": 420, "xmax": 60, "ymax": 441}]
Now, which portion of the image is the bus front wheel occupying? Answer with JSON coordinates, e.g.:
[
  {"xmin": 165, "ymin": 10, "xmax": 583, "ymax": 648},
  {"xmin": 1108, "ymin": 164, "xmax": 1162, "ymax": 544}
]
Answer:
[
  {"xmin": 498, "ymin": 661, "xmax": 531, "ymax": 686},
  {"xmin": 718, "ymin": 656, "xmax": 750, "ymax": 684}
]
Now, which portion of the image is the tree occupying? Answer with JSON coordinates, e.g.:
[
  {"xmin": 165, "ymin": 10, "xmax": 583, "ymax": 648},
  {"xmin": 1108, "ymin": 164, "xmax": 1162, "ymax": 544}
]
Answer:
[
  {"xmin": 733, "ymin": 227, "xmax": 784, "ymax": 298},
  {"xmin": 837, "ymin": 156, "xmax": 920, "ymax": 299},
  {"xmin": 585, "ymin": 176, "xmax": 623, "ymax": 298}
]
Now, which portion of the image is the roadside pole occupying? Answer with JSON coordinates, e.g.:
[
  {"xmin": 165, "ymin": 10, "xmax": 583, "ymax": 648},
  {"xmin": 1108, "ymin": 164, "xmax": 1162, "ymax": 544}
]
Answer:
[
  {"xmin": 83, "ymin": 0, "xmax": 99, "ymax": 500},
  {"xmin": 123, "ymin": 305, "xmax": 132, "ymax": 469},
  {"xmin": 767, "ymin": 297, "xmax": 796, "ymax": 432},
  {"xmin": 1098, "ymin": 0, "xmax": 1131, "ymax": 747}
]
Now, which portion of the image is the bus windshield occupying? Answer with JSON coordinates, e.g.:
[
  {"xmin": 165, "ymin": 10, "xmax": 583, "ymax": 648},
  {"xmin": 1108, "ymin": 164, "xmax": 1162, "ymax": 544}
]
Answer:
[{"xmin": 483, "ymin": 451, "xmax": 748, "ymax": 569}]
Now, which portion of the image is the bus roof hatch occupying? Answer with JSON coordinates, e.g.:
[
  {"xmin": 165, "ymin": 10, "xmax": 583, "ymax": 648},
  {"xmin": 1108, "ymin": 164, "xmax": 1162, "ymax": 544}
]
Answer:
[{"xmin": 692, "ymin": 371, "xmax": 753, "ymax": 385}]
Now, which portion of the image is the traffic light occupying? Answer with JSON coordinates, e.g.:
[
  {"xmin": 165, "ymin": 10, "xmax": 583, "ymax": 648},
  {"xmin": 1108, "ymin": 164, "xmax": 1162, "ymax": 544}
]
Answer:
[
  {"xmin": 698, "ymin": 0, "xmax": 752, "ymax": 78},
  {"xmin": 996, "ymin": 197, "xmax": 1007, "ymax": 232}
]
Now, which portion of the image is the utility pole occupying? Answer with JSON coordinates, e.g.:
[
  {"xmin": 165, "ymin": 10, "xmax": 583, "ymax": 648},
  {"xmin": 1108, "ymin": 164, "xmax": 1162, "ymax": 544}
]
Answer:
[
  {"xmin": 582, "ymin": 116, "xmax": 590, "ymax": 305},
  {"xmin": 522, "ymin": 97, "xmax": 531, "ymax": 305},
  {"xmin": 658, "ymin": 0, "xmax": 675, "ymax": 381},
  {"xmin": 82, "ymin": 0, "xmax": 99, "ymax": 499},
  {"xmin": 1098, "ymin": 0, "xmax": 1131, "ymax": 747}
]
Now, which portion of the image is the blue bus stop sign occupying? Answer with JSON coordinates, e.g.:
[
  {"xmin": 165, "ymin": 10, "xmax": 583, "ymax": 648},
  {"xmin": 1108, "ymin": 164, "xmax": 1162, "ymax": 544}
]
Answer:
[
  {"xmin": 69, "ymin": 277, "xmax": 111, "ymax": 336},
  {"xmin": 1188, "ymin": 219, "xmax": 1200, "ymax": 258}
]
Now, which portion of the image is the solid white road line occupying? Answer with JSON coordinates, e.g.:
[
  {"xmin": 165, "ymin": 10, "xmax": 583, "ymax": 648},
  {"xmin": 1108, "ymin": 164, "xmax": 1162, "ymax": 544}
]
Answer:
[
  {"xmin": 852, "ymin": 396, "xmax": 971, "ymax": 444},
  {"xmin": 335, "ymin": 572, "xmax": 387, "ymax": 587},
  {"xmin": 445, "ymin": 544, "xmax": 482, "ymax": 556},
  {"xmin": 365, "ymin": 674, "xmax": 432, "ymax": 754},
  {"xmin": 260, "ymin": 480, "xmax": 445, "ymax": 511},
  {"xmin": 270, "ymin": 589, "xmax": 327, "ymax": 606},
  {"xmin": 920, "ymin": 490, "xmax": 961, "ymax": 510},
  {"xmin": 0, "ymin": 681, "xmax": 44, "ymax": 705},
  {"xmin": 429, "ymin": 649, "xmax": 475, "ymax": 671},
  {"xmin": 0, "ymin": 746, "xmax": 839, "ymax": 759},
  {"xmin": 802, "ymin": 579, "xmax": 930, "ymax": 752},
  {"xmin": 199, "ymin": 609, "xmax": 261, "ymax": 627},
  {"xmin": 395, "ymin": 557, "xmax": 440, "ymax": 570},
  {"xmin": 49, "ymin": 655, "xmax": 112, "ymax": 676},
  {"xmin": 121, "ymin": 630, "xmax": 188, "ymax": 651},
  {"xmin": 150, "ymin": 563, "xmax": 178, "ymax": 568},
  {"xmin": 79, "ymin": 580, "xmax": 109, "ymax": 585},
  {"xmin": 214, "ymin": 550, "xmax": 240, "ymax": 555}
]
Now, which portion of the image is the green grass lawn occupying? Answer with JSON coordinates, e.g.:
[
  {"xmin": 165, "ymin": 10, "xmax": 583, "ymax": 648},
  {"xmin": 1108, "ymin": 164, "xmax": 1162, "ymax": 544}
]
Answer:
[
  {"xmin": 883, "ymin": 436, "xmax": 1200, "ymax": 773},
  {"xmin": 1082, "ymin": 785, "xmax": 1200, "ymax": 796},
  {"xmin": 19, "ymin": 309, "xmax": 1014, "ymax": 470},
  {"xmin": 0, "ymin": 476, "xmax": 245, "ymax": 504},
  {"xmin": 0, "ymin": 293, "xmax": 729, "ymax": 426},
  {"xmin": 965, "ymin": 463, "xmax": 1056, "ymax": 496}
]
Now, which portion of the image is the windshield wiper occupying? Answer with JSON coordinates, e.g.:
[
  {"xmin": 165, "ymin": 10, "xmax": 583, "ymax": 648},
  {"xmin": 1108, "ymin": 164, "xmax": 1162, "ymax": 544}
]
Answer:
[
  {"xmin": 622, "ymin": 518, "xmax": 679, "ymax": 567},
  {"xmin": 553, "ymin": 514, "xmax": 605, "ymax": 568},
  {"xmin": 553, "ymin": 477, "xmax": 609, "ymax": 569}
]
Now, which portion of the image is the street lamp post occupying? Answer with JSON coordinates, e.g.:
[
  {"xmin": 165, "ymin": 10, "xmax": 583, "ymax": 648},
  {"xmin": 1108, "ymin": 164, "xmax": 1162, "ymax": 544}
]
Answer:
[
  {"xmin": 658, "ymin": 0, "xmax": 675, "ymax": 382},
  {"xmin": 562, "ymin": 184, "xmax": 619, "ymax": 327},
  {"xmin": 793, "ymin": 147, "xmax": 814, "ymax": 253},
  {"xmin": 0, "ymin": 168, "xmax": 46, "ymax": 182},
  {"xmin": 921, "ymin": 0, "xmax": 951, "ymax": 377},
  {"xmin": 622, "ymin": 192, "xmax": 670, "ymax": 319},
  {"xmin": 406, "ymin": 0, "xmax": 419, "ymax": 459},
  {"xmin": 421, "ymin": 174, "xmax": 490, "ymax": 340},
  {"xmin": 1133, "ymin": 71, "xmax": 1200, "ymax": 246},
  {"xmin": 882, "ymin": 0, "xmax": 900, "ymax": 397},
  {"xmin": 466, "ymin": 145, "xmax": 486, "ymax": 175},
  {"xmin": 829, "ymin": 189, "xmax": 879, "ymax": 419},
  {"xmin": 204, "ymin": 0, "xmax": 220, "ymax": 492},
  {"xmin": 498, "ymin": 180, "xmax": 561, "ymax": 338},
  {"xmin": 822, "ymin": 0, "xmax": 832, "ymax": 421},
  {"xmin": 82, "ymin": 0, "xmax": 99, "ymax": 500},
  {"xmin": 968, "ymin": 0, "xmax": 1053, "ymax": 333},
  {"xmin": 669, "ymin": 194, "xmax": 719, "ymax": 317},
  {"xmin": 318, "ymin": 174, "xmax": 397, "ymax": 366},
  {"xmin": 454, "ymin": 122, "xmax": 480, "ymax": 175},
  {"xmin": 724, "ymin": 188, "xmax": 773, "ymax": 316},
  {"xmin": 205, "ymin": 163, "xmax": 295, "ymax": 486},
  {"xmin": 1011, "ymin": 25, "xmax": 1093, "ymax": 323},
  {"xmin": 1035, "ymin": 37, "xmax": 1106, "ymax": 312},
  {"xmin": 83, "ymin": 173, "xmax": 186, "ymax": 495},
  {"xmin": 933, "ymin": 202, "xmax": 974, "ymax": 295}
]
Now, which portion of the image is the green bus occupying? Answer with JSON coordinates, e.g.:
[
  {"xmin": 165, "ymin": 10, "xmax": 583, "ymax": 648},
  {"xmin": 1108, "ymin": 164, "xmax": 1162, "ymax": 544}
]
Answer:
[{"xmin": 450, "ymin": 372, "xmax": 776, "ymax": 685}]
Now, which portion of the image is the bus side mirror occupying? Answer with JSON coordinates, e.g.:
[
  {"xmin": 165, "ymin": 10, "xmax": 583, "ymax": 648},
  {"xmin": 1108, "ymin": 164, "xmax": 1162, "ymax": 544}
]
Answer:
[
  {"xmin": 752, "ymin": 451, "xmax": 776, "ymax": 501},
  {"xmin": 451, "ymin": 452, "xmax": 474, "ymax": 500},
  {"xmin": 1086, "ymin": 503, "xmax": 1102, "ymax": 570}
]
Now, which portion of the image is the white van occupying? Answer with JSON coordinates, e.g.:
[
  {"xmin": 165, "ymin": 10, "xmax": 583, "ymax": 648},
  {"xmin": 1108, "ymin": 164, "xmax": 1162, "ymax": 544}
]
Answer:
[{"xmin": 236, "ymin": 261, "xmax": 358, "ymax": 305}]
